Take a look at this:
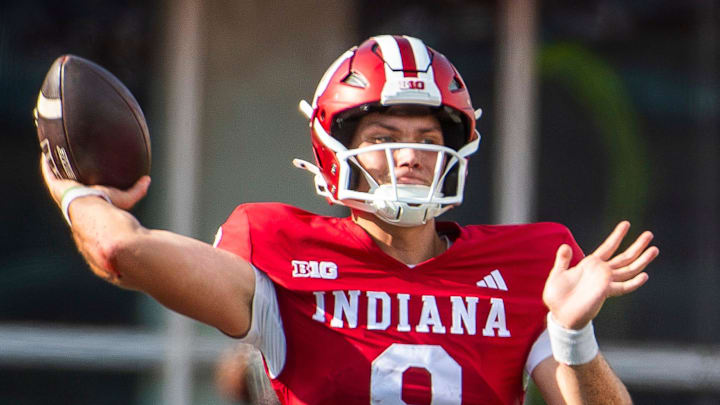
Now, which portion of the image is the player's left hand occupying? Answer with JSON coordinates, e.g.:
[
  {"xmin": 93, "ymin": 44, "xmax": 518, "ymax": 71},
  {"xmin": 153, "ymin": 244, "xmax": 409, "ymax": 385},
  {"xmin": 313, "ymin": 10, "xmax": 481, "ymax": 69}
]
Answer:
[{"xmin": 543, "ymin": 221, "xmax": 659, "ymax": 330}]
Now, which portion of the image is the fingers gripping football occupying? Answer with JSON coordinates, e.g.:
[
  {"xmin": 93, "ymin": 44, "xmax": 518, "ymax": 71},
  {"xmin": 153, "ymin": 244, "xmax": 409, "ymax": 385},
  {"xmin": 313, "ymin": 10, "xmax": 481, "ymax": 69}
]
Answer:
[
  {"xmin": 41, "ymin": 155, "xmax": 150, "ymax": 212},
  {"xmin": 95, "ymin": 177, "xmax": 151, "ymax": 211},
  {"xmin": 41, "ymin": 153, "xmax": 80, "ymax": 205},
  {"xmin": 543, "ymin": 221, "xmax": 659, "ymax": 330}
]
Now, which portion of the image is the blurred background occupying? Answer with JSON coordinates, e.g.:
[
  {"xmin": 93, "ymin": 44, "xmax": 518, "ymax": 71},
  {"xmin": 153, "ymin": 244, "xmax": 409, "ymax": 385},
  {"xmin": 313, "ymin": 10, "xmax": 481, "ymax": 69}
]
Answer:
[{"xmin": 1, "ymin": 0, "xmax": 718, "ymax": 404}]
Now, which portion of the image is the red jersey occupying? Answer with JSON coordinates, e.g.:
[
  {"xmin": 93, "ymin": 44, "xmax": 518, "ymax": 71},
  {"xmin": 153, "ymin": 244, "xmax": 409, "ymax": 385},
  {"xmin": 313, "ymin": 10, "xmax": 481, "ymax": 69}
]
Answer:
[{"xmin": 215, "ymin": 203, "xmax": 583, "ymax": 405}]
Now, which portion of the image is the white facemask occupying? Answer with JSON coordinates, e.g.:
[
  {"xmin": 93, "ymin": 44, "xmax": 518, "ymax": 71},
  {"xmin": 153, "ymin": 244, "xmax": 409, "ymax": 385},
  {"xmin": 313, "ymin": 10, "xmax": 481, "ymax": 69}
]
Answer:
[{"xmin": 295, "ymin": 122, "xmax": 479, "ymax": 227}]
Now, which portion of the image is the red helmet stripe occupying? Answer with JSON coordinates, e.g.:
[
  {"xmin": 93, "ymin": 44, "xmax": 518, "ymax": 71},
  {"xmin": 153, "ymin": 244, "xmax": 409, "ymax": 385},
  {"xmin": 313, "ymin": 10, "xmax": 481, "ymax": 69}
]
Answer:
[{"xmin": 393, "ymin": 36, "xmax": 418, "ymax": 77}]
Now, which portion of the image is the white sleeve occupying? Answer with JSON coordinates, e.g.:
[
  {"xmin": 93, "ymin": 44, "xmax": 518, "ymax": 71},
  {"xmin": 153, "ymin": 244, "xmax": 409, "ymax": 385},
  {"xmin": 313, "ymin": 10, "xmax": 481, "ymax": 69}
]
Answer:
[
  {"xmin": 240, "ymin": 266, "xmax": 287, "ymax": 379},
  {"xmin": 525, "ymin": 329, "xmax": 552, "ymax": 376}
]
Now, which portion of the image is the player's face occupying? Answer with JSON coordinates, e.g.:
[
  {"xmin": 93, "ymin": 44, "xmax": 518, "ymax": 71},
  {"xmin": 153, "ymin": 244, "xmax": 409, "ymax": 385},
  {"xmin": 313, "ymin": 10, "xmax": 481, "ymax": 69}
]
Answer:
[{"xmin": 349, "ymin": 112, "xmax": 444, "ymax": 191}]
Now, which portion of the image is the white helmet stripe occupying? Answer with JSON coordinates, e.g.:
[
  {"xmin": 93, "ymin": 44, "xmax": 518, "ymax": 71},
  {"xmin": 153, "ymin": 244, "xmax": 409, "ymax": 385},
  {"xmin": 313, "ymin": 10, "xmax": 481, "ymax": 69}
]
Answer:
[
  {"xmin": 405, "ymin": 36, "xmax": 436, "ymax": 87},
  {"xmin": 372, "ymin": 35, "xmax": 404, "ymax": 71}
]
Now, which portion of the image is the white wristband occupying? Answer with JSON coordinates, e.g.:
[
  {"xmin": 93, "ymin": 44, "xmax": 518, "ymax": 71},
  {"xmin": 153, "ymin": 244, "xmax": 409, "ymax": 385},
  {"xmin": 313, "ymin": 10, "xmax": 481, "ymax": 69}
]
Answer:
[
  {"xmin": 61, "ymin": 186, "xmax": 112, "ymax": 226},
  {"xmin": 546, "ymin": 313, "xmax": 599, "ymax": 365}
]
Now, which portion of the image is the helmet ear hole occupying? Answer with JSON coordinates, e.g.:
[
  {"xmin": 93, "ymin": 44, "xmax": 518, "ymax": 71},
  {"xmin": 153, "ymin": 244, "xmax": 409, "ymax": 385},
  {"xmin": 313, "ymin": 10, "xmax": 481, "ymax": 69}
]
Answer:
[{"xmin": 319, "ymin": 110, "xmax": 326, "ymax": 121}]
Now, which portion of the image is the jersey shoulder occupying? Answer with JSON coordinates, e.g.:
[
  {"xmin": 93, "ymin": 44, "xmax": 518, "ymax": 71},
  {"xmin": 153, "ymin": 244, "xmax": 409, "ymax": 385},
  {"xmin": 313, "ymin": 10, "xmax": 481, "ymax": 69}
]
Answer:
[
  {"xmin": 227, "ymin": 202, "xmax": 322, "ymax": 225},
  {"xmin": 445, "ymin": 222, "xmax": 584, "ymax": 297},
  {"xmin": 214, "ymin": 203, "xmax": 321, "ymax": 259},
  {"xmin": 214, "ymin": 203, "xmax": 353, "ymax": 276},
  {"xmin": 459, "ymin": 221, "xmax": 583, "ymax": 259},
  {"xmin": 462, "ymin": 221, "xmax": 573, "ymax": 239}
]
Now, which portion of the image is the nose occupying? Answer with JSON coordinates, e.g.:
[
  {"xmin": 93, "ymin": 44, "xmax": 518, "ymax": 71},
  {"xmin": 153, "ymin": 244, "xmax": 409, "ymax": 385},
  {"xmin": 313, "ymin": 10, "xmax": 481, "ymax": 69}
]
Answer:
[{"xmin": 393, "ymin": 147, "xmax": 422, "ymax": 169}]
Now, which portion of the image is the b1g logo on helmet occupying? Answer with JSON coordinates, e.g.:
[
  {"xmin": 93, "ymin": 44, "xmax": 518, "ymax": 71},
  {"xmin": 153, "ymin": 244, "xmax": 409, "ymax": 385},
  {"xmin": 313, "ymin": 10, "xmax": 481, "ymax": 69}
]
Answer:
[
  {"xmin": 292, "ymin": 260, "xmax": 338, "ymax": 280},
  {"xmin": 399, "ymin": 79, "xmax": 426, "ymax": 90}
]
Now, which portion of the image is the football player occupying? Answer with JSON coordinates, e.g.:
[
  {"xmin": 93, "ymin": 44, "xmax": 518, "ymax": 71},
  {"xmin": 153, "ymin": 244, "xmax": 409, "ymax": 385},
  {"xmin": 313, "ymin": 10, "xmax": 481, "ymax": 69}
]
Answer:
[{"xmin": 41, "ymin": 35, "xmax": 658, "ymax": 404}]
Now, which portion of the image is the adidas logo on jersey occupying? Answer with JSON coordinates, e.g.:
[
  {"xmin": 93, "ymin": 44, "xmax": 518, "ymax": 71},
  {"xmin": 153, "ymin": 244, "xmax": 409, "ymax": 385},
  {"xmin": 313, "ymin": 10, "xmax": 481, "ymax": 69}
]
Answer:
[{"xmin": 476, "ymin": 269, "xmax": 507, "ymax": 291}]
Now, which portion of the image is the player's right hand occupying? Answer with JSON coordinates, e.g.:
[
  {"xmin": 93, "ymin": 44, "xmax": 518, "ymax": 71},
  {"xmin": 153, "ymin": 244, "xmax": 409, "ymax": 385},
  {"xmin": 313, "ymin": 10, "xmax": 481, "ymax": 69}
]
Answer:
[{"xmin": 40, "ymin": 154, "xmax": 151, "ymax": 211}]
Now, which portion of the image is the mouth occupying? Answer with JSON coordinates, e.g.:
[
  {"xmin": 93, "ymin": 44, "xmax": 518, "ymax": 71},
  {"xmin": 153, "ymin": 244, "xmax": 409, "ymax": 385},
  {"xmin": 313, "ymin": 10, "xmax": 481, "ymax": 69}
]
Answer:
[
  {"xmin": 393, "ymin": 169, "xmax": 432, "ymax": 185},
  {"xmin": 395, "ymin": 176, "xmax": 430, "ymax": 185}
]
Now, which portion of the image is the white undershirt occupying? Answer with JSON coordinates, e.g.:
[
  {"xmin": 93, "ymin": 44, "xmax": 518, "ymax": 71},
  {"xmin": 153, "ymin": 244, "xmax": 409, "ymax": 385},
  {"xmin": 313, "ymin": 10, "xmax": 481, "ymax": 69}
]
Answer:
[{"xmin": 240, "ymin": 266, "xmax": 286, "ymax": 379}]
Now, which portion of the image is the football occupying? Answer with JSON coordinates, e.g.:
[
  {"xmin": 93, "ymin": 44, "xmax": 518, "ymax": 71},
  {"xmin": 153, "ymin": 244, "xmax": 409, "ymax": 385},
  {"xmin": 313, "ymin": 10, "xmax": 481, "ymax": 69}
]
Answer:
[{"xmin": 34, "ymin": 54, "xmax": 151, "ymax": 189}]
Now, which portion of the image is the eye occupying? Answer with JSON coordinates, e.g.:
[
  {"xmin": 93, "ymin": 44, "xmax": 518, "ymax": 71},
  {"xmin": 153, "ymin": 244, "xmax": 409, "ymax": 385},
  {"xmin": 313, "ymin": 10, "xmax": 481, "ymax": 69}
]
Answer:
[
  {"xmin": 420, "ymin": 133, "xmax": 444, "ymax": 145},
  {"xmin": 370, "ymin": 134, "xmax": 394, "ymax": 144}
]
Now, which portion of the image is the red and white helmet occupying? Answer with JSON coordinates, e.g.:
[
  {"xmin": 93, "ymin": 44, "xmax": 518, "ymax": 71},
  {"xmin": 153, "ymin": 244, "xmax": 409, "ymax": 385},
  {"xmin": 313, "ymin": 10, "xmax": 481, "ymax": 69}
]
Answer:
[{"xmin": 294, "ymin": 35, "xmax": 482, "ymax": 226}]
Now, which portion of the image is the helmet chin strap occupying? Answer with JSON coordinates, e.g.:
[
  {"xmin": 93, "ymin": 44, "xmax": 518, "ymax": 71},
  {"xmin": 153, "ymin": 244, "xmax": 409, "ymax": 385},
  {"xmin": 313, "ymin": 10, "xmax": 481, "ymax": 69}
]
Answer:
[
  {"xmin": 348, "ymin": 151, "xmax": 449, "ymax": 227},
  {"xmin": 293, "ymin": 158, "xmax": 448, "ymax": 227},
  {"xmin": 370, "ymin": 184, "xmax": 447, "ymax": 227}
]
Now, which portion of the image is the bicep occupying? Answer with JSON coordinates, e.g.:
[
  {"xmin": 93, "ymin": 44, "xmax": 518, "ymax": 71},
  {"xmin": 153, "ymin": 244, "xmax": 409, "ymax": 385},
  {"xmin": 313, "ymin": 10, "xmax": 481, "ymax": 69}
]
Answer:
[{"xmin": 114, "ymin": 229, "xmax": 256, "ymax": 336}]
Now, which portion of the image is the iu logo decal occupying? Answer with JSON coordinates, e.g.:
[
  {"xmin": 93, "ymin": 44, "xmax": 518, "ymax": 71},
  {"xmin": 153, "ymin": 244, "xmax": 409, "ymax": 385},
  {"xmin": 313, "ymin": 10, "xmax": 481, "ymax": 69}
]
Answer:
[{"xmin": 291, "ymin": 260, "xmax": 338, "ymax": 279}]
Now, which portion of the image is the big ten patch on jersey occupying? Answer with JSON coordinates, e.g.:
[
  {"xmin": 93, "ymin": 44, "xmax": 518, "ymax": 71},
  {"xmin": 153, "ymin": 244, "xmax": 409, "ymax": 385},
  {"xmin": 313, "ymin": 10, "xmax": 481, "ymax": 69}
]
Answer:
[{"xmin": 291, "ymin": 260, "xmax": 338, "ymax": 279}]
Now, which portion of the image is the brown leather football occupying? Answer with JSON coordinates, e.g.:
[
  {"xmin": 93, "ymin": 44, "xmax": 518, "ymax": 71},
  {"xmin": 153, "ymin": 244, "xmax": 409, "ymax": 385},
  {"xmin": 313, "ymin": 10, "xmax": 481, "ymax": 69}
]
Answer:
[{"xmin": 34, "ymin": 55, "xmax": 151, "ymax": 189}]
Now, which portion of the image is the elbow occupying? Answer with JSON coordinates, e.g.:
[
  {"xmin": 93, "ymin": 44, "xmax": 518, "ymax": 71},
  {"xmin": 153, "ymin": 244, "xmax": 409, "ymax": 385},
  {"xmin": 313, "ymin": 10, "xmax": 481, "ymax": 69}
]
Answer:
[{"xmin": 99, "ymin": 237, "xmax": 126, "ymax": 281}]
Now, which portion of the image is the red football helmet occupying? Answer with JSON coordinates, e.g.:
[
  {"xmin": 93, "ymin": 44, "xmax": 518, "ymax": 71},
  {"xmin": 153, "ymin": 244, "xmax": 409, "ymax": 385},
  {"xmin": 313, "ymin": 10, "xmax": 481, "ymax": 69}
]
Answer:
[{"xmin": 294, "ymin": 35, "xmax": 481, "ymax": 226}]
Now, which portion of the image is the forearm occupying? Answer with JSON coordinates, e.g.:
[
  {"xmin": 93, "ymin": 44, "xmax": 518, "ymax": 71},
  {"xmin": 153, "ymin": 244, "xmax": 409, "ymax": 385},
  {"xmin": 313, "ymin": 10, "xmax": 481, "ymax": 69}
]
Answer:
[
  {"xmin": 534, "ymin": 353, "xmax": 631, "ymax": 405},
  {"xmin": 42, "ymin": 162, "xmax": 255, "ymax": 335},
  {"xmin": 535, "ymin": 314, "xmax": 632, "ymax": 404},
  {"xmin": 65, "ymin": 195, "xmax": 255, "ymax": 335},
  {"xmin": 555, "ymin": 353, "xmax": 631, "ymax": 405}
]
